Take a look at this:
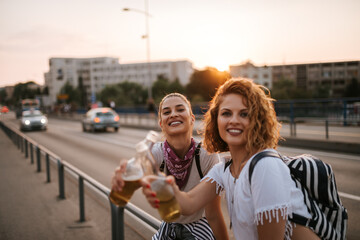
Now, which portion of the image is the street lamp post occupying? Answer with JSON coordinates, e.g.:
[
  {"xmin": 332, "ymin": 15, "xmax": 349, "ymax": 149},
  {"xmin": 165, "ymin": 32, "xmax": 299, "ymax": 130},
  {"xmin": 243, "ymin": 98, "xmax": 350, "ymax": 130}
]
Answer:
[{"xmin": 123, "ymin": 0, "xmax": 153, "ymax": 100}]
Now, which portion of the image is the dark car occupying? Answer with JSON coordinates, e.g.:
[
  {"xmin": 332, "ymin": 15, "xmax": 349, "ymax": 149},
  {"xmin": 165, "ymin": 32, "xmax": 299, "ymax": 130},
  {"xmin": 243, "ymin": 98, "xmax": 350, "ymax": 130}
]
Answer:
[
  {"xmin": 20, "ymin": 109, "xmax": 48, "ymax": 131},
  {"xmin": 82, "ymin": 107, "xmax": 120, "ymax": 132}
]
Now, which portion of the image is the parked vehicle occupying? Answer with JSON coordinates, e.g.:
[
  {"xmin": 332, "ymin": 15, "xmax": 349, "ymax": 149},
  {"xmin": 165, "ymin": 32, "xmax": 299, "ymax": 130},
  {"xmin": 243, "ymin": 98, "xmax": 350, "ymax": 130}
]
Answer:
[
  {"xmin": 82, "ymin": 107, "xmax": 120, "ymax": 132},
  {"xmin": 20, "ymin": 109, "xmax": 48, "ymax": 131}
]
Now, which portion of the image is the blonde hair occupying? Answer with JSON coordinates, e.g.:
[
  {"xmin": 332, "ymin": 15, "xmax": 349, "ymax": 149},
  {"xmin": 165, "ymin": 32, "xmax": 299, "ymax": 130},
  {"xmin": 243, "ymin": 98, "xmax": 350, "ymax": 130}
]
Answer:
[
  {"xmin": 203, "ymin": 78, "xmax": 282, "ymax": 153},
  {"xmin": 158, "ymin": 92, "xmax": 193, "ymax": 121}
]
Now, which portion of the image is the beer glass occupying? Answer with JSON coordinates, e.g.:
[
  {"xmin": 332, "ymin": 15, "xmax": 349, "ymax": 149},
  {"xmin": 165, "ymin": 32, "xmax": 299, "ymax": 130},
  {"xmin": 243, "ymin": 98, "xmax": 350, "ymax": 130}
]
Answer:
[
  {"xmin": 150, "ymin": 175, "xmax": 181, "ymax": 222},
  {"xmin": 109, "ymin": 141, "xmax": 148, "ymax": 207}
]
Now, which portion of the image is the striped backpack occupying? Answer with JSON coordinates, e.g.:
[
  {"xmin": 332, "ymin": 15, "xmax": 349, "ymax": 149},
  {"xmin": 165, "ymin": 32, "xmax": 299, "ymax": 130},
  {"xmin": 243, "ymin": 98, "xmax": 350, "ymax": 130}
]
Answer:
[{"xmin": 249, "ymin": 151, "xmax": 348, "ymax": 240}]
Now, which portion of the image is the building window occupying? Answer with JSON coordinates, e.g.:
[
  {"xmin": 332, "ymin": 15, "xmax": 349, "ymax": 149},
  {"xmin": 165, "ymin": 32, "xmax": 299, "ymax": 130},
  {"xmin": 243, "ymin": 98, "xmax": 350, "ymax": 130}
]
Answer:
[
  {"xmin": 57, "ymin": 69, "xmax": 63, "ymax": 80},
  {"xmin": 322, "ymin": 71, "xmax": 331, "ymax": 78}
]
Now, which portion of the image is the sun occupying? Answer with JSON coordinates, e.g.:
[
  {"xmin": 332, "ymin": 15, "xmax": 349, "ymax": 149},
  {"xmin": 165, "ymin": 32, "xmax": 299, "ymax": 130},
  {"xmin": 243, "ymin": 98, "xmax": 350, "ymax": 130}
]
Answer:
[{"xmin": 213, "ymin": 61, "xmax": 230, "ymax": 72}]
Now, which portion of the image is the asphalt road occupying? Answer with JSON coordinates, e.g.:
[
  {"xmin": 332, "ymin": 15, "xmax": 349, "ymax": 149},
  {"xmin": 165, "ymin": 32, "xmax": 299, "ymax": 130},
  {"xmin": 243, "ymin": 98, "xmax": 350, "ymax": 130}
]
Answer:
[{"xmin": 2, "ymin": 113, "xmax": 360, "ymax": 239}]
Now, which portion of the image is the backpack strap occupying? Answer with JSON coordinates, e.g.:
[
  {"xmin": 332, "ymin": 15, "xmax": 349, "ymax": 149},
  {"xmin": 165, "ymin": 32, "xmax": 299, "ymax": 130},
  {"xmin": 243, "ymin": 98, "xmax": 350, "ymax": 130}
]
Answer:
[
  {"xmin": 249, "ymin": 151, "xmax": 281, "ymax": 184},
  {"xmin": 224, "ymin": 159, "xmax": 233, "ymax": 172},
  {"xmin": 160, "ymin": 142, "xmax": 203, "ymax": 179},
  {"xmin": 159, "ymin": 142, "xmax": 165, "ymax": 172},
  {"xmin": 195, "ymin": 143, "xmax": 203, "ymax": 179}
]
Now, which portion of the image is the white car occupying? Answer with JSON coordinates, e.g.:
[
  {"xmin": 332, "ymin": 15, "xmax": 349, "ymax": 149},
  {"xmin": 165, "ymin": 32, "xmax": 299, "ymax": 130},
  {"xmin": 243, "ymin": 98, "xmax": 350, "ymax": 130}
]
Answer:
[
  {"xmin": 20, "ymin": 109, "xmax": 48, "ymax": 131},
  {"xmin": 82, "ymin": 107, "xmax": 120, "ymax": 132}
]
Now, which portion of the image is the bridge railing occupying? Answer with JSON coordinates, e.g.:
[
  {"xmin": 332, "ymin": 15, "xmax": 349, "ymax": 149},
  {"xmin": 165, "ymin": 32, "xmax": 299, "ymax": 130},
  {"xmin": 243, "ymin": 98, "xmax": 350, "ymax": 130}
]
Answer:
[{"xmin": 0, "ymin": 121, "xmax": 161, "ymax": 240}]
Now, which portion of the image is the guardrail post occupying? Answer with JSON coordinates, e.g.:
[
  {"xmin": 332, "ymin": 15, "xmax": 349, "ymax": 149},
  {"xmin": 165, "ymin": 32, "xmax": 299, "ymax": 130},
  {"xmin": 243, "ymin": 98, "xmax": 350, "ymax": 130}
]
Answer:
[
  {"xmin": 46, "ymin": 153, "xmax": 51, "ymax": 182},
  {"xmin": 57, "ymin": 159, "xmax": 65, "ymax": 199},
  {"xmin": 20, "ymin": 136, "xmax": 23, "ymax": 153},
  {"xmin": 110, "ymin": 202, "xmax": 124, "ymax": 240},
  {"xmin": 79, "ymin": 176, "xmax": 85, "ymax": 222},
  {"xmin": 17, "ymin": 134, "xmax": 20, "ymax": 149},
  {"xmin": 25, "ymin": 139, "xmax": 28, "ymax": 158},
  {"xmin": 325, "ymin": 120, "xmax": 329, "ymax": 139},
  {"xmin": 30, "ymin": 143, "xmax": 34, "ymax": 164},
  {"xmin": 290, "ymin": 119, "xmax": 297, "ymax": 137},
  {"xmin": 36, "ymin": 146, "xmax": 41, "ymax": 172}
]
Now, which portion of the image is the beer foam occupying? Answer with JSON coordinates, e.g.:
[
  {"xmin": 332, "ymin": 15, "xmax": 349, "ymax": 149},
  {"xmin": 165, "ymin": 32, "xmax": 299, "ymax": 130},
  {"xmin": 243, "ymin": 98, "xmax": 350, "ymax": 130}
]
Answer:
[
  {"xmin": 151, "ymin": 178, "xmax": 174, "ymax": 201},
  {"xmin": 123, "ymin": 169, "xmax": 143, "ymax": 181}
]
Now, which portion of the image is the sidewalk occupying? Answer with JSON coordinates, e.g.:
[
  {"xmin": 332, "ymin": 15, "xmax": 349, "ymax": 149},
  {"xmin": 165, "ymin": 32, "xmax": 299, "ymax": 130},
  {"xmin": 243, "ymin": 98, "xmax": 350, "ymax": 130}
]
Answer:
[{"xmin": 0, "ymin": 128, "xmax": 144, "ymax": 240}]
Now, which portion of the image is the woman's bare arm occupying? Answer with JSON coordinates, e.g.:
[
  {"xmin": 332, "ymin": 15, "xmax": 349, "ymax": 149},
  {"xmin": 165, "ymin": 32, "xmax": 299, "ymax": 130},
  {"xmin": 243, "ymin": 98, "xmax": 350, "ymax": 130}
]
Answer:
[
  {"xmin": 205, "ymin": 196, "xmax": 229, "ymax": 240},
  {"xmin": 141, "ymin": 175, "xmax": 218, "ymax": 215}
]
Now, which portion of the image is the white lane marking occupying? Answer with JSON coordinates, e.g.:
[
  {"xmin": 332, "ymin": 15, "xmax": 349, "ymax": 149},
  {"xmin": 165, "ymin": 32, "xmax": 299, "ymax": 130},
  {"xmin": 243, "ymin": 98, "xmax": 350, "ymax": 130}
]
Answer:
[{"xmin": 339, "ymin": 192, "xmax": 360, "ymax": 201}]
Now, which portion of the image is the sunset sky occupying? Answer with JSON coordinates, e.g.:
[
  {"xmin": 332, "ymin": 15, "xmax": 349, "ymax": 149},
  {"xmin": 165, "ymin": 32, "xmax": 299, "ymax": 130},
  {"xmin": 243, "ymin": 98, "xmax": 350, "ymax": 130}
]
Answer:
[{"xmin": 1, "ymin": 0, "xmax": 359, "ymax": 87}]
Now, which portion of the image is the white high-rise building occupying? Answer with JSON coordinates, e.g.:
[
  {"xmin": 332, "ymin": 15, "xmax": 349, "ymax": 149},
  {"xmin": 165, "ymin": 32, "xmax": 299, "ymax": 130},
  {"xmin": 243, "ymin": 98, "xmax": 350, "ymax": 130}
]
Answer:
[{"xmin": 44, "ymin": 57, "xmax": 194, "ymax": 105}]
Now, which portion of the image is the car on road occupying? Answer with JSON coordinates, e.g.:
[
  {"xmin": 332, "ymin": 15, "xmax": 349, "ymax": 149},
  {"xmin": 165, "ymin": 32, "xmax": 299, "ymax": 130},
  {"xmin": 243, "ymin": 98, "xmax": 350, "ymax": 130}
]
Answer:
[
  {"xmin": 82, "ymin": 107, "xmax": 120, "ymax": 132},
  {"xmin": 20, "ymin": 109, "xmax": 48, "ymax": 131}
]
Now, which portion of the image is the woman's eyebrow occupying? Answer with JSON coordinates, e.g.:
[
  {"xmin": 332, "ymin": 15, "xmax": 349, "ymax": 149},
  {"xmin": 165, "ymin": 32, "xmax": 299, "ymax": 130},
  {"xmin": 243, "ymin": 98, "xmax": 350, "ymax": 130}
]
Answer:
[
  {"xmin": 175, "ymin": 104, "xmax": 185, "ymax": 108},
  {"xmin": 162, "ymin": 104, "xmax": 185, "ymax": 111}
]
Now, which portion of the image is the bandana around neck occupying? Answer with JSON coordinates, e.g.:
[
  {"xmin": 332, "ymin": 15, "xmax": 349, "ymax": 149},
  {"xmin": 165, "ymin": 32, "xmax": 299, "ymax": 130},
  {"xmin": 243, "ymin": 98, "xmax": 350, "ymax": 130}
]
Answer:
[{"xmin": 163, "ymin": 138, "xmax": 196, "ymax": 189}]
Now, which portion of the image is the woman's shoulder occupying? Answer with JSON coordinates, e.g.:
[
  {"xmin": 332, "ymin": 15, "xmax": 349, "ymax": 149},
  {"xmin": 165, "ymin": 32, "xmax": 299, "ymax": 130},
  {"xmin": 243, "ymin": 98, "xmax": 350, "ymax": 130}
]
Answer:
[{"xmin": 250, "ymin": 149, "xmax": 287, "ymax": 170}]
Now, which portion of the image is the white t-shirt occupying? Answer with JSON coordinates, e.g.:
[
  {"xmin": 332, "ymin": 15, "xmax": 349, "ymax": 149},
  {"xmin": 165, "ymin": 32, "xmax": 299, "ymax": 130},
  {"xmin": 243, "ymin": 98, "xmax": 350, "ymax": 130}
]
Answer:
[
  {"xmin": 152, "ymin": 141, "xmax": 220, "ymax": 224},
  {"xmin": 203, "ymin": 149, "xmax": 311, "ymax": 240}
]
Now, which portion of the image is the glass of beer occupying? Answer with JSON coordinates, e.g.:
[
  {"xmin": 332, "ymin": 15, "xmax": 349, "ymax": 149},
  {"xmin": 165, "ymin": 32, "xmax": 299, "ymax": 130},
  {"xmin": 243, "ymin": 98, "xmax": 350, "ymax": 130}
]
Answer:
[
  {"xmin": 109, "ymin": 142, "xmax": 148, "ymax": 207},
  {"xmin": 150, "ymin": 175, "xmax": 181, "ymax": 222},
  {"xmin": 109, "ymin": 168, "xmax": 143, "ymax": 207}
]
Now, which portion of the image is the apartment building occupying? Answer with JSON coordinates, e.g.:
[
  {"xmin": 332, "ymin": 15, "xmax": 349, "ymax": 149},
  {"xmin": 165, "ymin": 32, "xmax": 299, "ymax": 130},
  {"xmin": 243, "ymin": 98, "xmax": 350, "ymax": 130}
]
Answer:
[
  {"xmin": 229, "ymin": 61, "xmax": 273, "ymax": 88},
  {"xmin": 44, "ymin": 57, "xmax": 194, "ymax": 105},
  {"xmin": 230, "ymin": 61, "xmax": 360, "ymax": 97}
]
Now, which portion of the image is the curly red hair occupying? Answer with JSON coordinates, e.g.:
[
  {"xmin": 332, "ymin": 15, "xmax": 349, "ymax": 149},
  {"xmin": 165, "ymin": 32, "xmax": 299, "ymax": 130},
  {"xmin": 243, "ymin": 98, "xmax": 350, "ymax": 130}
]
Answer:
[{"xmin": 203, "ymin": 78, "xmax": 282, "ymax": 153}]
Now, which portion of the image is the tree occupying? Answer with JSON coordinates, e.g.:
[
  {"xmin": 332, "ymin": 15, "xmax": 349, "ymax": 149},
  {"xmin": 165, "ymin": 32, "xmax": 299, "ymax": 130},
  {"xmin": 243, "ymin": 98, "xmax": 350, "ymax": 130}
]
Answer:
[
  {"xmin": 152, "ymin": 75, "xmax": 170, "ymax": 102},
  {"xmin": 344, "ymin": 78, "xmax": 360, "ymax": 97},
  {"xmin": 186, "ymin": 67, "xmax": 230, "ymax": 102},
  {"xmin": 12, "ymin": 81, "xmax": 39, "ymax": 105},
  {"xmin": 271, "ymin": 78, "xmax": 311, "ymax": 99},
  {"xmin": 0, "ymin": 89, "xmax": 7, "ymax": 105},
  {"xmin": 98, "ymin": 81, "xmax": 146, "ymax": 107},
  {"xmin": 58, "ymin": 81, "xmax": 81, "ymax": 106},
  {"xmin": 168, "ymin": 78, "xmax": 185, "ymax": 94}
]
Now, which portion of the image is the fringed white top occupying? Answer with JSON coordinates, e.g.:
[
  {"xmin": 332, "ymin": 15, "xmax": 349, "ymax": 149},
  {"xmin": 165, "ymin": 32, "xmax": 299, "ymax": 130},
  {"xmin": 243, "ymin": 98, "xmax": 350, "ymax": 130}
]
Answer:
[{"xmin": 202, "ymin": 149, "xmax": 311, "ymax": 240}]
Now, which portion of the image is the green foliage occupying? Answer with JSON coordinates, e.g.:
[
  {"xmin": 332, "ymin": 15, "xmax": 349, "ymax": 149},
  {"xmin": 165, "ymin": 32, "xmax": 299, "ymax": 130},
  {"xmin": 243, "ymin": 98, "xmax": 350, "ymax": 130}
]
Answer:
[
  {"xmin": 344, "ymin": 78, "xmax": 360, "ymax": 97},
  {"xmin": 168, "ymin": 78, "xmax": 185, "ymax": 95},
  {"xmin": 271, "ymin": 78, "xmax": 312, "ymax": 99},
  {"xmin": 59, "ymin": 81, "xmax": 81, "ymax": 105},
  {"xmin": 152, "ymin": 75, "xmax": 185, "ymax": 103},
  {"xmin": 98, "ymin": 81, "xmax": 147, "ymax": 107},
  {"xmin": 12, "ymin": 82, "xmax": 40, "ymax": 104},
  {"xmin": 152, "ymin": 75, "xmax": 170, "ymax": 102},
  {"xmin": 0, "ymin": 89, "xmax": 6, "ymax": 104},
  {"xmin": 186, "ymin": 67, "xmax": 230, "ymax": 101},
  {"xmin": 312, "ymin": 85, "xmax": 331, "ymax": 99}
]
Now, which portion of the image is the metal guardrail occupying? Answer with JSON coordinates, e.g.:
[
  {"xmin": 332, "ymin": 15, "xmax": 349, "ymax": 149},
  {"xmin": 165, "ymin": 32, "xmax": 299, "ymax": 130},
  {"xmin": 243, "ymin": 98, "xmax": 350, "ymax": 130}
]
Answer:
[
  {"xmin": 278, "ymin": 117, "xmax": 360, "ymax": 139},
  {"xmin": 0, "ymin": 121, "xmax": 161, "ymax": 240}
]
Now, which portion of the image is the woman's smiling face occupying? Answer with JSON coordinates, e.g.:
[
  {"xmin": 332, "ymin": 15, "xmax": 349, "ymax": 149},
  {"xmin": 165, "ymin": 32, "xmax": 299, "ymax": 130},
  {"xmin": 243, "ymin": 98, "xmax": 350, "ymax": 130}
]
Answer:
[
  {"xmin": 217, "ymin": 93, "xmax": 250, "ymax": 150},
  {"xmin": 159, "ymin": 96, "xmax": 194, "ymax": 137}
]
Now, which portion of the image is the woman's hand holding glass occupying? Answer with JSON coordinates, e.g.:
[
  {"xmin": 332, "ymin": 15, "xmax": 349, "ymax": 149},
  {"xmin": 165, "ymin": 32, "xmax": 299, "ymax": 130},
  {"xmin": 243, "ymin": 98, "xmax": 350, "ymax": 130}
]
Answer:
[
  {"xmin": 141, "ymin": 175, "xmax": 181, "ymax": 222},
  {"xmin": 111, "ymin": 160, "xmax": 127, "ymax": 193}
]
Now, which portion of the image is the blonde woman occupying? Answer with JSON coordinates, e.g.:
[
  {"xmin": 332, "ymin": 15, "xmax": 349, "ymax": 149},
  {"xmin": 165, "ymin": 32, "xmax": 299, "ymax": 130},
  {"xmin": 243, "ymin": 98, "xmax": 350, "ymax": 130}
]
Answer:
[{"xmin": 112, "ymin": 93, "xmax": 228, "ymax": 240}]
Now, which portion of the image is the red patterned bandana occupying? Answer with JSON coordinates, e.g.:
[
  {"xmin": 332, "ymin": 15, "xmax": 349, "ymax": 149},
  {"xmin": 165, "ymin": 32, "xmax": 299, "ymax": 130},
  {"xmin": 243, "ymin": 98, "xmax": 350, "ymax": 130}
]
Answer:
[{"xmin": 163, "ymin": 138, "xmax": 196, "ymax": 189}]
